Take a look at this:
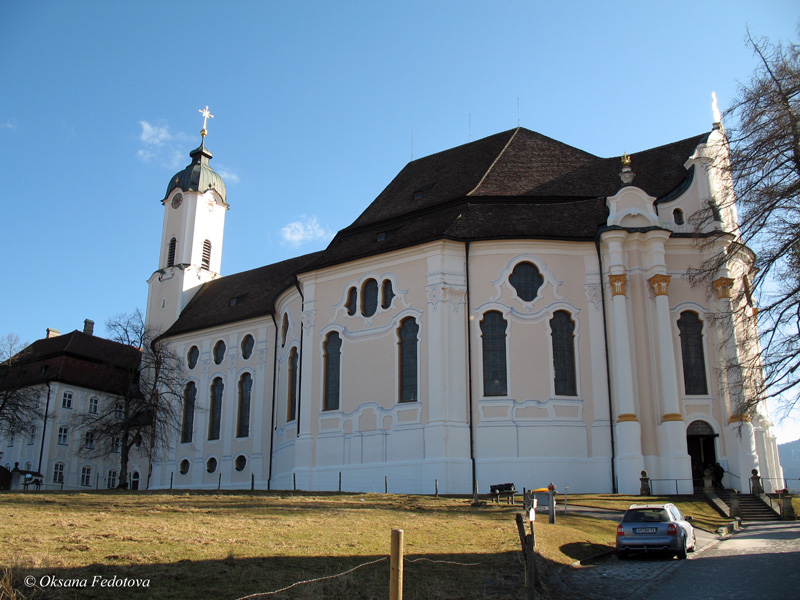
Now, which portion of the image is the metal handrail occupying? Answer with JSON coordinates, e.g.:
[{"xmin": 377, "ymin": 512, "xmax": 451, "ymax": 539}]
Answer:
[{"xmin": 648, "ymin": 478, "xmax": 695, "ymax": 495}]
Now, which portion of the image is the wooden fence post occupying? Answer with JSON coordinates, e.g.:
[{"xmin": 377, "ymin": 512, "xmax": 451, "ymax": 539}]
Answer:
[
  {"xmin": 390, "ymin": 529, "xmax": 404, "ymax": 600},
  {"xmin": 435, "ymin": 479, "xmax": 439, "ymax": 497}
]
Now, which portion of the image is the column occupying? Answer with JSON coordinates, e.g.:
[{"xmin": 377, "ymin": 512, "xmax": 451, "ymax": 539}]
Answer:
[{"xmin": 649, "ymin": 274, "xmax": 693, "ymax": 494}]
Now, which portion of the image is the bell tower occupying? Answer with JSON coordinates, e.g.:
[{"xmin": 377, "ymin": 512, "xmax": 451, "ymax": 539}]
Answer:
[{"xmin": 145, "ymin": 107, "xmax": 228, "ymax": 335}]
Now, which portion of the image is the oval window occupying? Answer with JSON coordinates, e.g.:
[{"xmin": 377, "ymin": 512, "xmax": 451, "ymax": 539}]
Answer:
[
  {"xmin": 241, "ymin": 335, "xmax": 254, "ymax": 359},
  {"xmin": 206, "ymin": 457, "xmax": 218, "ymax": 473},
  {"xmin": 213, "ymin": 341, "xmax": 226, "ymax": 365},
  {"xmin": 187, "ymin": 346, "xmax": 199, "ymax": 369},
  {"xmin": 179, "ymin": 459, "xmax": 190, "ymax": 475},
  {"xmin": 235, "ymin": 455, "xmax": 247, "ymax": 472}
]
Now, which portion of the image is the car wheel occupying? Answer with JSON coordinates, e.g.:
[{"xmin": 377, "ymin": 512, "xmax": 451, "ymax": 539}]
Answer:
[
  {"xmin": 677, "ymin": 538, "xmax": 687, "ymax": 560},
  {"xmin": 617, "ymin": 550, "xmax": 628, "ymax": 560},
  {"xmin": 687, "ymin": 532, "xmax": 696, "ymax": 553}
]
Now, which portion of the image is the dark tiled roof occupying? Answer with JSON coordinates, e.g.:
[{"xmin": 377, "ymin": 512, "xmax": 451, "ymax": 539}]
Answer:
[
  {"xmin": 0, "ymin": 331, "xmax": 141, "ymax": 396},
  {"xmin": 162, "ymin": 252, "xmax": 324, "ymax": 338}
]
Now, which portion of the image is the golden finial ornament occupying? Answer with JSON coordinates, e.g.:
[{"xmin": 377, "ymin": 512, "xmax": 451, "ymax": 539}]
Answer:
[
  {"xmin": 621, "ymin": 153, "xmax": 631, "ymax": 167},
  {"xmin": 199, "ymin": 105, "xmax": 214, "ymax": 138}
]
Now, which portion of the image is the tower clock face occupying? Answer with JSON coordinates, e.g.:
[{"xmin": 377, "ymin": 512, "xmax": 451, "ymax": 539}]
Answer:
[{"xmin": 171, "ymin": 193, "xmax": 183, "ymax": 209}]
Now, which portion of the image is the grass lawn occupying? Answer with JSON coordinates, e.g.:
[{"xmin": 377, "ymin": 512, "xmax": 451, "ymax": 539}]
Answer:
[{"xmin": 0, "ymin": 490, "xmax": 621, "ymax": 600}]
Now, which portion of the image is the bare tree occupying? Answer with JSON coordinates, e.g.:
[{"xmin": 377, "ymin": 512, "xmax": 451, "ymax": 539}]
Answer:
[
  {"xmin": 692, "ymin": 28, "xmax": 800, "ymax": 420},
  {"xmin": 0, "ymin": 333, "xmax": 45, "ymax": 436},
  {"xmin": 73, "ymin": 310, "xmax": 185, "ymax": 488}
]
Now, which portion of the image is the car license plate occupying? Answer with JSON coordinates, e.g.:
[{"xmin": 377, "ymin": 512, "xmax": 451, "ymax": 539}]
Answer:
[{"xmin": 635, "ymin": 527, "xmax": 657, "ymax": 534}]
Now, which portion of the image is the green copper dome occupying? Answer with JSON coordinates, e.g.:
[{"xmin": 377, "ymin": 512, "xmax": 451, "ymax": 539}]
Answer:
[{"xmin": 163, "ymin": 141, "xmax": 227, "ymax": 203}]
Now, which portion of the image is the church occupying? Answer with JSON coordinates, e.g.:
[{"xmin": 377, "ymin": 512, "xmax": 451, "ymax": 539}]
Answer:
[{"xmin": 144, "ymin": 113, "xmax": 785, "ymax": 496}]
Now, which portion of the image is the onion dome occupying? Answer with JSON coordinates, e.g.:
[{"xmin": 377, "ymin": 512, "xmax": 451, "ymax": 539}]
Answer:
[{"xmin": 163, "ymin": 140, "xmax": 227, "ymax": 203}]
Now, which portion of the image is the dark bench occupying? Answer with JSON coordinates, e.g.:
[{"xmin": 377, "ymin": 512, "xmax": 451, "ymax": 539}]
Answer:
[{"xmin": 490, "ymin": 483, "xmax": 517, "ymax": 504}]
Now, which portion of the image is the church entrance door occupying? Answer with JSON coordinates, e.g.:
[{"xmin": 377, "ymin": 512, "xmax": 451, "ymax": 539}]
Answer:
[{"xmin": 686, "ymin": 420, "xmax": 717, "ymax": 490}]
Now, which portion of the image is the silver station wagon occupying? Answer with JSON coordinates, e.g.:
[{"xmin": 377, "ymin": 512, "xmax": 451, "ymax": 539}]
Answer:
[{"xmin": 616, "ymin": 503, "xmax": 696, "ymax": 560}]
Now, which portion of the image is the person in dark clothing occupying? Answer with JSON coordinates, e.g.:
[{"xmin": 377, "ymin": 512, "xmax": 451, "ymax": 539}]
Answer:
[{"xmin": 712, "ymin": 462, "xmax": 725, "ymax": 489}]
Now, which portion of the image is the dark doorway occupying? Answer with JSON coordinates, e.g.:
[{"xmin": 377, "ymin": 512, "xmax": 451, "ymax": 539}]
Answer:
[
  {"xmin": 686, "ymin": 420, "xmax": 717, "ymax": 489},
  {"xmin": 131, "ymin": 471, "xmax": 140, "ymax": 490}
]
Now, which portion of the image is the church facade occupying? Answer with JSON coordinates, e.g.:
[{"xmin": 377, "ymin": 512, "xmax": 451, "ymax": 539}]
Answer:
[{"xmin": 145, "ymin": 122, "xmax": 785, "ymax": 495}]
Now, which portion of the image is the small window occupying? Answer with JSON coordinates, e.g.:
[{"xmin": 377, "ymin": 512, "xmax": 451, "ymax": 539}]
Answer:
[
  {"xmin": 84, "ymin": 431, "xmax": 96, "ymax": 450},
  {"xmin": 6, "ymin": 435, "xmax": 13, "ymax": 448},
  {"xmin": 202, "ymin": 240, "xmax": 212, "ymax": 270},
  {"xmin": 187, "ymin": 346, "xmax": 199, "ymax": 369},
  {"xmin": 206, "ymin": 457, "xmax": 217, "ymax": 473},
  {"xmin": 241, "ymin": 335, "xmax": 255, "ymax": 359},
  {"xmin": 509, "ymin": 262, "xmax": 544, "ymax": 302},
  {"xmin": 107, "ymin": 469, "xmax": 118, "ymax": 489},
  {"xmin": 213, "ymin": 340, "xmax": 226, "ymax": 364},
  {"xmin": 179, "ymin": 459, "xmax": 190, "ymax": 475},
  {"xmin": 345, "ymin": 287, "xmax": 357, "ymax": 316},
  {"xmin": 57, "ymin": 426, "xmax": 69, "ymax": 445},
  {"xmin": 114, "ymin": 403, "xmax": 124, "ymax": 419},
  {"xmin": 112, "ymin": 436, "xmax": 121, "ymax": 453},
  {"xmin": 53, "ymin": 463, "xmax": 65, "ymax": 484},
  {"xmin": 88, "ymin": 397, "xmax": 98, "ymax": 414},
  {"xmin": 167, "ymin": 237, "xmax": 177, "ymax": 267},
  {"xmin": 673, "ymin": 208, "xmax": 684, "ymax": 225},
  {"xmin": 361, "ymin": 279, "xmax": 378, "ymax": 317},
  {"xmin": 81, "ymin": 466, "xmax": 92, "ymax": 487},
  {"xmin": 381, "ymin": 280, "xmax": 395, "ymax": 309},
  {"xmin": 28, "ymin": 426, "xmax": 35, "ymax": 445},
  {"xmin": 229, "ymin": 294, "xmax": 247, "ymax": 307},
  {"xmin": 62, "ymin": 392, "xmax": 73, "ymax": 409},
  {"xmin": 235, "ymin": 455, "xmax": 247, "ymax": 472},
  {"xmin": 282, "ymin": 313, "xmax": 289, "ymax": 347}
]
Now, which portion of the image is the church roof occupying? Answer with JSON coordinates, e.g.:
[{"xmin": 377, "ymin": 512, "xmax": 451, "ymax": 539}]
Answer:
[
  {"xmin": 0, "ymin": 331, "xmax": 141, "ymax": 396},
  {"xmin": 163, "ymin": 141, "xmax": 227, "ymax": 203}
]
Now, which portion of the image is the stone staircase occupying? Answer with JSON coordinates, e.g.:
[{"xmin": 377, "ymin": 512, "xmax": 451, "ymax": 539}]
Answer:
[{"xmin": 716, "ymin": 489, "xmax": 782, "ymax": 521}]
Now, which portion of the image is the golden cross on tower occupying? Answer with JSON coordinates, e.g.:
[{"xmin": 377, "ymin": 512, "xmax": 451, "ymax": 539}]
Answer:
[{"xmin": 199, "ymin": 105, "xmax": 214, "ymax": 137}]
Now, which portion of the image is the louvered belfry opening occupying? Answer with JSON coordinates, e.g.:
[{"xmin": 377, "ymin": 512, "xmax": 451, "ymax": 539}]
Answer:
[{"xmin": 202, "ymin": 240, "xmax": 211, "ymax": 270}]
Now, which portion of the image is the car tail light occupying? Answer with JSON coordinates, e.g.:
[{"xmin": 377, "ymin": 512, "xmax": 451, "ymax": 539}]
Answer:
[
  {"xmin": 617, "ymin": 525, "xmax": 624, "ymax": 536},
  {"xmin": 667, "ymin": 523, "xmax": 677, "ymax": 535}
]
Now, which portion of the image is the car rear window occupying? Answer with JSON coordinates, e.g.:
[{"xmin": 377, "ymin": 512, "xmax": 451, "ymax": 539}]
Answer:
[{"xmin": 622, "ymin": 509, "xmax": 669, "ymax": 523}]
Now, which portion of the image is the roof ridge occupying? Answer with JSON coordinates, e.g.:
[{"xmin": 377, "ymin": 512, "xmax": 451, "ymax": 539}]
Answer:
[{"xmin": 466, "ymin": 127, "xmax": 520, "ymax": 196}]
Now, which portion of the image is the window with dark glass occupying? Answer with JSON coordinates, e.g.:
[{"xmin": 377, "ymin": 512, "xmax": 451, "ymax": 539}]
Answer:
[
  {"xmin": 235, "ymin": 455, "xmax": 247, "ymax": 471},
  {"xmin": 167, "ymin": 237, "xmax": 177, "ymax": 267},
  {"xmin": 673, "ymin": 208, "xmax": 685, "ymax": 225},
  {"xmin": 237, "ymin": 373, "xmax": 252, "ymax": 438},
  {"xmin": 550, "ymin": 310, "xmax": 577, "ymax": 396},
  {"xmin": 480, "ymin": 311, "xmax": 508, "ymax": 396},
  {"xmin": 241, "ymin": 334, "xmax": 254, "ymax": 359},
  {"xmin": 287, "ymin": 347, "xmax": 298, "ymax": 421},
  {"xmin": 361, "ymin": 279, "xmax": 378, "ymax": 317},
  {"xmin": 187, "ymin": 346, "xmax": 199, "ymax": 369},
  {"xmin": 179, "ymin": 459, "xmax": 190, "ymax": 474},
  {"xmin": 345, "ymin": 287, "xmax": 357, "ymax": 316},
  {"xmin": 206, "ymin": 457, "xmax": 217, "ymax": 473},
  {"xmin": 81, "ymin": 466, "xmax": 92, "ymax": 487},
  {"xmin": 678, "ymin": 311, "xmax": 708, "ymax": 395},
  {"xmin": 208, "ymin": 377, "xmax": 224, "ymax": 441},
  {"xmin": 182, "ymin": 382, "xmax": 196, "ymax": 443},
  {"xmin": 509, "ymin": 262, "xmax": 544, "ymax": 302},
  {"xmin": 381, "ymin": 280, "xmax": 395, "ymax": 309},
  {"xmin": 202, "ymin": 240, "xmax": 212, "ymax": 270},
  {"xmin": 213, "ymin": 340, "xmax": 226, "ymax": 364},
  {"xmin": 398, "ymin": 318, "xmax": 419, "ymax": 403},
  {"xmin": 323, "ymin": 333, "xmax": 342, "ymax": 411},
  {"xmin": 282, "ymin": 313, "xmax": 289, "ymax": 347}
]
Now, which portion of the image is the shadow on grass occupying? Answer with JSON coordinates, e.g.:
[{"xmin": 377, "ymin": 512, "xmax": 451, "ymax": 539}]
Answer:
[{"xmin": 5, "ymin": 550, "xmax": 545, "ymax": 600}]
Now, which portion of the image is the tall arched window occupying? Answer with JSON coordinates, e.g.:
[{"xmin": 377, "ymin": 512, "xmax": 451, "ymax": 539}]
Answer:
[
  {"xmin": 480, "ymin": 311, "xmax": 508, "ymax": 396},
  {"xmin": 167, "ymin": 237, "xmax": 177, "ymax": 267},
  {"xmin": 361, "ymin": 279, "xmax": 378, "ymax": 317},
  {"xmin": 287, "ymin": 347, "xmax": 298, "ymax": 421},
  {"xmin": 678, "ymin": 311, "xmax": 708, "ymax": 395},
  {"xmin": 202, "ymin": 240, "xmax": 212, "ymax": 270},
  {"xmin": 323, "ymin": 333, "xmax": 342, "ymax": 411},
  {"xmin": 550, "ymin": 310, "xmax": 577, "ymax": 396},
  {"xmin": 509, "ymin": 261, "xmax": 544, "ymax": 302},
  {"xmin": 182, "ymin": 382, "xmax": 196, "ymax": 443},
  {"xmin": 237, "ymin": 373, "xmax": 252, "ymax": 438},
  {"xmin": 208, "ymin": 377, "xmax": 224, "ymax": 441},
  {"xmin": 398, "ymin": 318, "xmax": 419, "ymax": 403}
]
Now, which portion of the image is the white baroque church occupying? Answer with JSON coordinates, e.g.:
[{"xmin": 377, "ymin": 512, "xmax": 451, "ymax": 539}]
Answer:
[{"xmin": 144, "ymin": 116, "xmax": 784, "ymax": 496}]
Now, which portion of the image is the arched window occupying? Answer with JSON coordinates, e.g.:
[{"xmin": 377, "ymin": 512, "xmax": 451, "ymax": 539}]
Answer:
[
  {"xmin": 237, "ymin": 373, "xmax": 252, "ymax": 438},
  {"xmin": 673, "ymin": 208, "xmax": 685, "ymax": 225},
  {"xmin": 345, "ymin": 287, "xmax": 357, "ymax": 316},
  {"xmin": 480, "ymin": 311, "xmax": 508, "ymax": 396},
  {"xmin": 213, "ymin": 340, "xmax": 226, "ymax": 364},
  {"xmin": 361, "ymin": 279, "xmax": 379, "ymax": 317},
  {"xmin": 323, "ymin": 333, "xmax": 342, "ymax": 411},
  {"xmin": 187, "ymin": 346, "xmax": 199, "ymax": 369},
  {"xmin": 678, "ymin": 311, "xmax": 708, "ymax": 395},
  {"xmin": 241, "ymin": 334, "xmax": 255, "ymax": 359},
  {"xmin": 208, "ymin": 377, "xmax": 224, "ymax": 441},
  {"xmin": 282, "ymin": 313, "xmax": 289, "ymax": 346},
  {"xmin": 181, "ymin": 382, "xmax": 196, "ymax": 443},
  {"xmin": 287, "ymin": 347, "xmax": 298, "ymax": 421},
  {"xmin": 202, "ymin": 240, "xmax": 212, "ymax": 270},
  {"xmin": 509, "ymin": 262, "xmax": 544, "ymax": 302},
  {"xmin": 381, "ymin": 280, "xmax": 395, "ymax": 309},
  {"xmin": 398, "ymin": 318, "xmax": 419, "ymax": 403},
  {"xmin": 550, "ymin": 310, "xmax": 577, "ymax": 396},
  {"xmin": 167, "ymin": 237, "xmax": 177, "ymax": 267}
]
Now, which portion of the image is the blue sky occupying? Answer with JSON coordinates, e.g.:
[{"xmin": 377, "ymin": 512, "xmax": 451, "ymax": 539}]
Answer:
[{"xmin": 2, "ymin": 1, "xmax": 799, "ymax": 441}]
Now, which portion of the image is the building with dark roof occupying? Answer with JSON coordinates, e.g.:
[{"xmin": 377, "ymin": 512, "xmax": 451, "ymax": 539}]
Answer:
[{"xmin": 144, "ymin": 122, "xmax": 784, "ymax": 495}]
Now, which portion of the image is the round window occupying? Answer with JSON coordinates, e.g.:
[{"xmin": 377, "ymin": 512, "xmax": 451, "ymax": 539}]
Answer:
[
  {"xmin": 235, "ymin": 455, "xmax": 247, "ymax": 472},
  {"xmin": 179, "ymin": 459, "xmax": 190, "ymax": 475},
  {"xmin": 187, "ymin": 346, "xmax": 199, "ymax": 369},
  {"xmin": 206, "ymin": 457, "xmax": 217, "ymax": 473}
]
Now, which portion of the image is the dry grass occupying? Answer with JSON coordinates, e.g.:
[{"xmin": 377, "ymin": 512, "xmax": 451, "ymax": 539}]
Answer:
[{"xmin": 0, "ymin": 490, "xmax": 621, "ymax": 600}]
